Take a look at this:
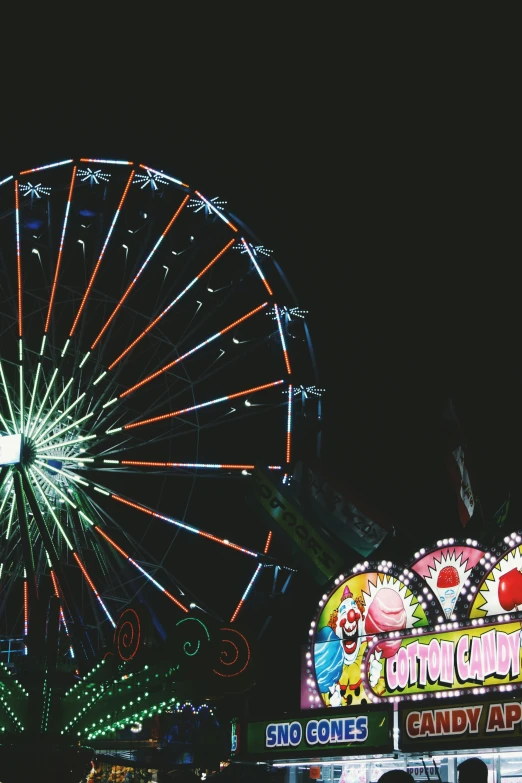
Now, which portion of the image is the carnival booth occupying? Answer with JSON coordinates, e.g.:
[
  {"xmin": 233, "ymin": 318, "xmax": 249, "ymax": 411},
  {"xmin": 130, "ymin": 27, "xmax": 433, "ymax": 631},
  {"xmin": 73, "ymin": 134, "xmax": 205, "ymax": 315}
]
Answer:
[{"xmin": 233, "ymin": 534, "xmax": 522, "ymax": 781}]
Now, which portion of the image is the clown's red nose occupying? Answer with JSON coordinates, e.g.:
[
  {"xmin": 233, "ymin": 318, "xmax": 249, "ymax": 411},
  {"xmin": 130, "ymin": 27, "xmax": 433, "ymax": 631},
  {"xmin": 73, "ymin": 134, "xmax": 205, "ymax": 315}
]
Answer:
[{"xmin": 347, "ymin": 609, "xmax": 359, "ymax": 623}]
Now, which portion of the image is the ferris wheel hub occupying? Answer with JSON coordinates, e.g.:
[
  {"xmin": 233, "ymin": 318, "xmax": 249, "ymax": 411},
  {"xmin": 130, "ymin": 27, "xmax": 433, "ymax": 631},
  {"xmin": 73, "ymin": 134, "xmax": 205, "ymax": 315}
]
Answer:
[{"xmin": 20, "ymin": 435, "xmax": 37, "ymax": 467}]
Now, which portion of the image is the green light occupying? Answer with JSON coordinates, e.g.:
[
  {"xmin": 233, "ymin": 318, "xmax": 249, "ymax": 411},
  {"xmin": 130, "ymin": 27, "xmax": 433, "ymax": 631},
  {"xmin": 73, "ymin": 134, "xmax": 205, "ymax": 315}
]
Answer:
[
  {"xmin": 35, "ymin": 391, "xmax": 88, "ymax": 444},
  {"xmin": 38, "ymin": 433, "xmax": 96, "ymax": 451},
  {"xmin": 19, "ymin": 362, "xmax": 23, "ymax": 435},
  {"xmin": 0, "ymin": 360, "xmax": 17, "ymax": 432},
  {"xmin": 29, "ymin": 470, "xmax": 74, "ymax": 550},
  {"xmin": 28, "ymin": 367, "xmax": 59, "ymax": 438},
  {"xmin": 25, "ymin": 362, "xmax": 42, "ymax": 433},
  {"xmin": 31, "ymin": 464, "xmax": 77, "ymax": 508},
  {"xmin": 31, "ymin": 375, "xmax": 74, "ymax": 440}
]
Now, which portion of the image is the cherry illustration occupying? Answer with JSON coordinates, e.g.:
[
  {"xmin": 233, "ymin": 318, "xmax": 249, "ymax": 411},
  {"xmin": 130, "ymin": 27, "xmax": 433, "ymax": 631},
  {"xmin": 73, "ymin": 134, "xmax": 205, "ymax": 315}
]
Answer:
[{"xmin": 498, "ymin": 568, "xmax": 522, "ymax": 611}]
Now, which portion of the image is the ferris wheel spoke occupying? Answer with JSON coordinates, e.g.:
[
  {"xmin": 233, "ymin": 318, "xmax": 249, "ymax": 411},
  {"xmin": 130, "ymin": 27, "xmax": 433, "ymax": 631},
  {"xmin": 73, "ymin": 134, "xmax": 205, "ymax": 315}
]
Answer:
[
  {"xmin": 90, "ymin": 194, "xmax": 190, "ymax": 351},
  {"xmin": 106, "ymin": 238, "xmax": 236, "ymax": 372},
  {"xmin": 72, "ymin": 550, "xmax": 116, "ymax": 629},
  {"xmin": 118, "ymin": 301, "xmax": 269, "ymax": 404},
  {"xmin": 44, "ymin": 165, "xmax": 77, "ymax": 336},
  {"xmin": 68, "ymin": 170, "xmax": 135, "ymax": 340},
  {"xmin": 241, "ymin": 238, "xmax": 273, "ymax": 296},
  {"xmin": 20, "ymin": 469, "xmax": 96, "ymax": 662},
  {"xmin": 230, "ymin": 563, "xmax": 264, "ymax": 623},
  {"xmin": 49, "ymin": 569, "xmax": 76, "ymax": 659},
  {"xmin": 113, "ymin": 378, "xmax": 284, "ymax": 432},
  {"xmin": 0, "ymin": 156, "xmax": 319, "ymax": 665},
  {"xmin": 0, "ymin": 361, "xmax": 17, "ymax": 433}
]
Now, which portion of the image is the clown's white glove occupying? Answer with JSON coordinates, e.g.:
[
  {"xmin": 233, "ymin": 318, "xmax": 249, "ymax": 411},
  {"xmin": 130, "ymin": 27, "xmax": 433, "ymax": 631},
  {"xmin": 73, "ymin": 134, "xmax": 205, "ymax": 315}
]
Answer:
[{"xmin": 368, "ymin": 650, "xmax": 383, "ymax": 688}]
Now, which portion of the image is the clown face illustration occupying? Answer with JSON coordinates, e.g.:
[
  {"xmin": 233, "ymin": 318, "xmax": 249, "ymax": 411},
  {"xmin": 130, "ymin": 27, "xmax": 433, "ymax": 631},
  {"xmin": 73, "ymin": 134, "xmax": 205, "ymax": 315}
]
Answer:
[{"xmin": 335, "ymin": 586, "xmax": 365, "ymax": 665}]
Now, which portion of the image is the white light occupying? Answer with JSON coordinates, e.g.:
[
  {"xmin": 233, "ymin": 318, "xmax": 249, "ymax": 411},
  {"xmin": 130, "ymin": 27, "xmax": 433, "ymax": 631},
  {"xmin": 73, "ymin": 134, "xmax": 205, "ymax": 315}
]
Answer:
[{"xmin": 244, "ymin": 399, "xmax": 251, "ymax": 406}]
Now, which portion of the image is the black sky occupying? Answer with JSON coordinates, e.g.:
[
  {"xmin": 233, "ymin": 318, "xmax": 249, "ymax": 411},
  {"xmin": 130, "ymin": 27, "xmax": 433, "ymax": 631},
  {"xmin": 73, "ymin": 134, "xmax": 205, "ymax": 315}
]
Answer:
[
  {"xmin": 2, "ymin": 28, "xmax": 520, "ymax": 713},
  {"xmin": 4, "ymin": 44, "xmax": 520, "ymax": 540}
]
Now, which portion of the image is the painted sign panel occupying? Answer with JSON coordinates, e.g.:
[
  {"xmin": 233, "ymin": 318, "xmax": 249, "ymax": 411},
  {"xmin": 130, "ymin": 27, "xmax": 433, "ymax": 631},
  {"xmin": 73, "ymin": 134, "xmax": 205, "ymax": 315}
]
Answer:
[
  {"xmin": 250, "ymin": 466, "xmax": 343, "ymax": 584},
  {"xmin": 310, "ymin": 572, "xmax": 429, "ymax": 707},
  {"xmin": 247, "ymin": 706, "xmax": 392, "ymax": 758},
  {"xmin": 411, "ymin": 545, "xmax": 484, "ymax": 619},
  {"xmin": 400, "ymin": 696, "xmax": 522, "ymax": 751},
  {"xmin": 471, "ymin": 542, "xmax": 522, "ymax": 618},
  {"xmin": 367, "ymin": 621, "xmax": 522, "ymax": 698}
]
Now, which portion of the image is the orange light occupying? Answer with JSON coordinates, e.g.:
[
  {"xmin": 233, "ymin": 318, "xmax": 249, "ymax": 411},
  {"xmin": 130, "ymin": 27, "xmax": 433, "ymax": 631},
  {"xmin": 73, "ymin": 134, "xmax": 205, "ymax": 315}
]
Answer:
[
  {"xmin": 119, "ymin": 301, "xmax": 267, "ymax": 398},
  {"xmin": 15, "ymin": 181, "xmax": 22, "ymax": 337},
  {"xmin": 108, "ymin": 238, "xmax": 235, "ymax": 370},
  {"xmin": 229, "ymin": 601, "xmax": 243, "ymax": 623},
  {"xmin": 50, "ymin": 569, "xmax": 60, "ymax": 598},
  {"xmin": 45, "ymin": 166, "xmax": 77, "ymax": 333},
  {"xmin": 124, "ymin": 379, "xmax": 283, "ymax": 430},
  {"xmin": 196, "ymin": 238, "xmax": 235, "ymax": 278},
  {"xmin": 94, "ymin": 525, "xmax": 129, "ymax": 558},
  {"xmin": 90, "ymin": 198, "xmax": 189, "ymax": 349},
  {"xmin": 73, "ymin": 552, "xmax": 98, "ymax": 595},
  {"xmin": 264, "ymin": 531, "xmax": 273, "ymax": 554},
  {"xmin": 69, "ymin": 170, "xmax": 135, "ymax": 336}
]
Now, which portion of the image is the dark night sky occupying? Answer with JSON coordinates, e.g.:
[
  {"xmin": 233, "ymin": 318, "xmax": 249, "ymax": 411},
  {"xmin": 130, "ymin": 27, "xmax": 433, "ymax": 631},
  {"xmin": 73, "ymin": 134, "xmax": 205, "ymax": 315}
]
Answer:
[{"xmin": 3, "ymin": 30, "xmax": 520, "ymax": 712}]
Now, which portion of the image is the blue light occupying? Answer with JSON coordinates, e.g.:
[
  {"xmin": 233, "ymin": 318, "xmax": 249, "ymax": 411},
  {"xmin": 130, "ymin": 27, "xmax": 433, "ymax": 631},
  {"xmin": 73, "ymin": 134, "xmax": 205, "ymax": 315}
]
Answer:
[{"xmin": 25, "ymin": 219, "xmax": 44, "ymax": 230}]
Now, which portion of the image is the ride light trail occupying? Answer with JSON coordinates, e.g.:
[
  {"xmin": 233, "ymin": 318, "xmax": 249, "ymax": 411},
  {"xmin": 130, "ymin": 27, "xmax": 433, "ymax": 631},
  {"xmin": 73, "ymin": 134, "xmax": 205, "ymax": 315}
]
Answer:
[
  {"xmin": 119, "ymin": 301, "xmax": 268, "ymax": 399},
  {"xmin": 241, "ymin": 238, "xmax": 273, "ymax": 295},
  {"xmin": 107, "ymin": 238, "xmax": 236, "ymax": 370},
  {"xmin": 93, "ymin": 525, "xmax": 188, "ymax": 612},
  {"xmin": 274, "ymin": 304, "xmax": 291, "ymax": 375},
  {"xmin": 110, "ymin": 492, "xmax": 260, "ymax": 557},
  {"xmin": 122, "ymin": 379, "xmax": 284, "ymax": 431},
  {"xmin": 69, "ymin": 169, "xmax": 135, "ymax": 336},
  {"xmin": 90, "ymin": 194, "xmax": 190, "ymax": 349}
]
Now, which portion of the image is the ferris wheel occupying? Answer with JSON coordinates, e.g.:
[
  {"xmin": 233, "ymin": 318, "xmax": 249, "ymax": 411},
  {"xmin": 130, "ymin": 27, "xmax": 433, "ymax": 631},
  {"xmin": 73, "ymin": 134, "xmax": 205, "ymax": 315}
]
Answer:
[{"xmin": 0, "ymin": 157, "xmax": 320, "ymax": 668}]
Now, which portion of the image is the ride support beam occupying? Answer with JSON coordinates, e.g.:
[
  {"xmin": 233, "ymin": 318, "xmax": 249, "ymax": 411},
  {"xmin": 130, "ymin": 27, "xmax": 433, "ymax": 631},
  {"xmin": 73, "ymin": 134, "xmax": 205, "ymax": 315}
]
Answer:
[{"xmin": 20, "ymin": 467, "xmax": 95, "ymax": 668}]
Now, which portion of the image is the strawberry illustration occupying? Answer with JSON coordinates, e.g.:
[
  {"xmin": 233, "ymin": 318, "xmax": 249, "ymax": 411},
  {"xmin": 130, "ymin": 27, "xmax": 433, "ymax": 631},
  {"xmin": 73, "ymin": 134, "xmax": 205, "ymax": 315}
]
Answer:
[{"xmin": 437, "ymin": 565, "xmax": 459, "ymax": 588}]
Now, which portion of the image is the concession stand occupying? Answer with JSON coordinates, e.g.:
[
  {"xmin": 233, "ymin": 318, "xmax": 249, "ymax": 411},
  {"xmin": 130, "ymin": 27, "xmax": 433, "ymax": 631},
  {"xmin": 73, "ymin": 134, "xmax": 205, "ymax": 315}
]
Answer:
[{"xmin": 232, "ymin": 534, "xmax": 522, "ymax": 781}]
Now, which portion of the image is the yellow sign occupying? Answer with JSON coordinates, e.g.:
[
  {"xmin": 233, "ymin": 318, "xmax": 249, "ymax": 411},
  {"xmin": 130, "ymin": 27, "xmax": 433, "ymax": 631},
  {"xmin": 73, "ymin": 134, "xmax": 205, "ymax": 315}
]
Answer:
[{"xmin": 368, "ymin": 621, "xmax": 522, "ymax": 698}]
